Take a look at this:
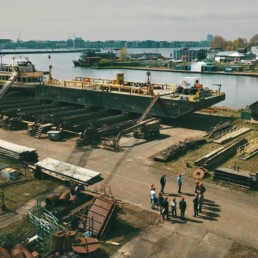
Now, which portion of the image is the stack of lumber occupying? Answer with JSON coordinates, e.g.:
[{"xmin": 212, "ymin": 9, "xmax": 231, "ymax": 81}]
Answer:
[
  {"xmin": 213, "ymin": 167, "xmax": 252, "ymax": 188},
  {"xmin": 0, "ymin": 139, "xmax": 38, "ymax": 162},
  {"xmin": 195, "ymin": 138, "xmax": 247, "ymax": 169},
  {"xmin": 154, "ymin": 138, "xmax": 206, "ymax": 162}
]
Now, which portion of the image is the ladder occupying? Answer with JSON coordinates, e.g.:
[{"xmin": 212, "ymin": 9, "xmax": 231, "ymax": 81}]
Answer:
[
  {"xmin": 0, "ymin": 72, "xmax": 18, "ymax": 101},
  {"xmin": 138, "ymin": 95, "xmax": 159, "ymax": 123},
  {"xmin": 34, "ymin": 125, "xmax": 44, "ymax": 138}
]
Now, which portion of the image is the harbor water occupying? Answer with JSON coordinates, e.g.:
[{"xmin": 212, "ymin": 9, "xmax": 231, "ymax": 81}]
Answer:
[{"xmin": 2, "ymin": 50, "xmax": 258, "ymax": 109}]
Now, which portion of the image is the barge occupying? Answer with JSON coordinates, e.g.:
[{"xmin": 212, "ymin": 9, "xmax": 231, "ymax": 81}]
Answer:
[{"xmin": 35, "ymin": 72, "xmax": 225, "ymax": 119}]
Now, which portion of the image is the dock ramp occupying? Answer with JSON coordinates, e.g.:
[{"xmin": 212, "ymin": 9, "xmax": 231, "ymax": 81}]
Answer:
[{"xmin": 0, "ymin": 72, "xmax": 18, "ymax": 100}]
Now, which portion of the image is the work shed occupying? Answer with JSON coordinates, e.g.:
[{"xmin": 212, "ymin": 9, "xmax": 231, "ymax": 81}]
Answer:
[{"xmin": 35, "ymin": 158, "xmax": 102, "ymax": 186}]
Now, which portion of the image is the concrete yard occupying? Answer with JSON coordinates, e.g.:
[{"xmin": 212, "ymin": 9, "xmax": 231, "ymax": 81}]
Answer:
[{"xmin": 0, "ymin": 116, "xmax": 258, "ymax": 257}]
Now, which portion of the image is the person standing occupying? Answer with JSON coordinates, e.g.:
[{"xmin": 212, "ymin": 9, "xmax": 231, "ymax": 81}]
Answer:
[
  {"xmin": 171, "ymin": 197, "xmax": 177, "ymax": 217},
  {"xmin": 162, "ymin": 196, "xmax": 169, "ymax": 221},
  {"xmin": 158, "ymin": 192, "xmax": 164, "ymax": 213},
  {"xmin": 150, "ymin": 187, "xmax": 157, "ymax": 209},
  {"xmin": 177, "ymin": 172, "xmax": 185, "ymax": 194},
  {"xmin": 179, "ymin": 197, "xmax": 187, "ymax": 220},
  {"xmin": 194, "ymin": 182, "xmax": 200, "ymax": 194},
  {"xmin": 160, "ymin": 174, "xmax": 166, "ymax": 193},
  {"xmin": 199, "ymin": 182, "xmax": 206, "ymax": 195},
  {"xmin": 193, "ymin": 193, "xmax": 199, "ymax": 217},
  {"xmin": 198, "ymin": 190, "xmax": 204, "ymax": 213}
]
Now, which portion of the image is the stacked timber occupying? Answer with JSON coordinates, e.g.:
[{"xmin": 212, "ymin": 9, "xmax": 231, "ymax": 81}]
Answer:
[
  {"xmin": 213, "ymin": 167, "xmax": 252, "ymax": 188},
  {"xmin": 154, "ymin": 138, "xmax": 206, "ymax": 162},
  {"xmin": 0, "ymin": 139, "xmax": 38, "ymax": 162},
  {"xmin": 195, "ymin": 138, "xmax": 247, "ymax": 169}
]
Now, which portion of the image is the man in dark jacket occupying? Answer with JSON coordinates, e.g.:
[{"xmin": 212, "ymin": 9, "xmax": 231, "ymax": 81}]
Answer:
[
  {"xmin": 160, "ymin": 174, "xmax": 166, "ymax": 193},
  {"xmin": 193, "ymin": 193, "xmax": 199, "ymax": 217},
  {"xmin": 162, "ymin": 196, "xmax": 169, "ymax": 221},
  {"xmin": 179, "ymin": 197, "xmax": 187, "ymax": 219}
]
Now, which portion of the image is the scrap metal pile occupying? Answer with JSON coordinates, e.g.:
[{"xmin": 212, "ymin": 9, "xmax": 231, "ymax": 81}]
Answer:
[{"xmin": 153, "ymin": 137, "xmax": 207, "ymax": 162}]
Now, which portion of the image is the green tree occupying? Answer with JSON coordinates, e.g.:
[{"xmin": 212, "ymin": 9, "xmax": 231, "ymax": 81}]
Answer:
[
  {"xmin": 210, "ymin": 35, "xmax": 228, "ymax": 50},
  {"xmin": 231, "ymin": 37, "xmax": 248, "ymax": 50},
  {"xmin": 248, "ymin": 34, "xmax": 258, "ymax": 47}
]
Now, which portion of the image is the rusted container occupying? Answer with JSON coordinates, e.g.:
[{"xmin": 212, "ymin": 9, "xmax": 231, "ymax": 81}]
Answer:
[
  {"xmin": 12, "ymin": 244, "xmax": 33, "ymax": 258},
  {"xmin": 45, "ymin": 194, "xmax": 60, "ymax": 206},
  {"xmin": 20, "ymin": 245, "xmax": 33, "ymax": 258},
  {"xmin": 58, "ymin": 192, "xmax": 70, "ymax": 205},
  {"xmin": 0, "ymin": 247, "xmax": 11, "ymax": 258},
  {"xmin": 64, "ymin": 231, "xmax": 76, "ymax": 251},
  {"xmin": 31, "ymin": 251, "xmax": 40, "ymax": 258},
  {"xmin": 11, "ymin": 245, "xmax": 24, "ymax": 258},
  {"xmin": 53, "ymin": 231, "xmax": 65, "ymax": 254}
]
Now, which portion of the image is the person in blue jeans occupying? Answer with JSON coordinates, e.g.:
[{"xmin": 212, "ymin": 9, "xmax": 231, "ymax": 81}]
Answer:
[{"xmin": 177, "ymin": 172, "xmax": 185, "ymax": 194}]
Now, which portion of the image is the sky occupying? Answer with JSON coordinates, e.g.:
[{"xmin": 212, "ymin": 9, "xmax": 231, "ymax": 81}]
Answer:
[{"xmin": 1, "ymin": 0, "xmax": 257, "ymax": 42}]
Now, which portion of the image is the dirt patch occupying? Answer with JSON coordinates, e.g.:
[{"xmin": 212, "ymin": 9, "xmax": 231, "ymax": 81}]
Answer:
[
  {"xmin": 99, "ymin": 203, "xmax": 157, "ymax": 257},
  {"xmin": 224, "ymin": 242, "xmax": 258, "ymax": 258}
]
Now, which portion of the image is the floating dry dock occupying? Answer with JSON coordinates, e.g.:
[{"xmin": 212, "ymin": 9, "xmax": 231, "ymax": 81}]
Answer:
[{"xmin": 35, "ymin": 73, "xmax": 225, "ymax": 119}]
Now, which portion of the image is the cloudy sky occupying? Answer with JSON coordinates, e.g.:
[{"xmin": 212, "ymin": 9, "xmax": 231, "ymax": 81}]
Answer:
[{"xmin": 1, "ymin": 0, "xmax": 257, "ymax": 42}]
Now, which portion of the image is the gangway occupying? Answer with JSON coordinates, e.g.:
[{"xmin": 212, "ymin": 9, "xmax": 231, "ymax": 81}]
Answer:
[
  {"xmin": 137, "ymin": 95, "xmax": 159, "ymax": 123},
  {"xmin": 0, "ymin": 72, "xmax": 18, "ymax": 100}
]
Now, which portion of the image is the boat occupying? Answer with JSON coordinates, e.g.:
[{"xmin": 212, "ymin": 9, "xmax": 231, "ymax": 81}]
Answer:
[
  {"xmin": 73, "ymin": 50, "xmax": 118, "ymax": 67},
  {"xmin": 0, "ymin": 57, "xmax": 46, "ymax": 89},
  {"xmin": 35, "ymin": 72, "xmax": 226, "ymax": 119}
]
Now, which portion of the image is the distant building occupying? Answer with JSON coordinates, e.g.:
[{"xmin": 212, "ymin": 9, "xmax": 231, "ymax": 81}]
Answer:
[
  {"xmin": 172, "ymin": 48, "xmax": 207, "ymax": 61},
  {"xmin": 206, "ymin": 34, "xmax": 214, "ymax": 42},
  {"xmin": 215, "ymin": 51, "xmax": 256, "ymax": 62},
  {"xmin": 0, "ymin": 39, "xmax": 12, "ymax": 48},
  {"xmin": 251, "ymin": 46, "xmax": 258, "ymax": 59}
]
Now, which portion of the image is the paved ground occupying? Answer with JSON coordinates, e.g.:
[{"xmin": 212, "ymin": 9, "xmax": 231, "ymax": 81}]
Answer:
[{"xmin": 0, "ymin": 118, "xmax": 258, "ymax": 257}]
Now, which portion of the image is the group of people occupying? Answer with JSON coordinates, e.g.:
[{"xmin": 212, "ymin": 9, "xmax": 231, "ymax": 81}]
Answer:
[
  {"xmin": 160, "ymin": 173, "xmax": 186, "ymax": 195},
  {"xmin": 149, "ymin": 173, "xmax": 206, "ymax": 220}
]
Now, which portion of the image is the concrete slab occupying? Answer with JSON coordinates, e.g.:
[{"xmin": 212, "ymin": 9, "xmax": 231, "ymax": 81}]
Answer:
[
  {"xmin": 202, "ymin": 232, "xmax": 233, "ymax": 251},
  {"xmin": 112, "ymin": 237, "xmax": 155, "ymax": 258},
  {"xmin": 151, "ymin": 232, "xmax": 199, "ymax": 258},
  {"xmin": 177, "ymin": 223, "xmax": 207, "ymax": 241},
  {"xmin": 140, "ymin": 223, "xmax": 179, "ymax": 244},
  {"xmin": 187, "ymin": 242, "xmax": 226, "ymax": 258}
]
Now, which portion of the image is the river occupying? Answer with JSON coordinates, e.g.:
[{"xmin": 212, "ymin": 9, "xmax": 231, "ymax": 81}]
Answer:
[{"xmin": 2, "ymin": 49, "xmax": 258, "ymax": 109}]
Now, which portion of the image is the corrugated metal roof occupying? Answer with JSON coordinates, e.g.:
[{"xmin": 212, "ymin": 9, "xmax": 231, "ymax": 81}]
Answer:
[{"xmin": 35, "ymin": 158, "xmax": 101, "ymax": 182}]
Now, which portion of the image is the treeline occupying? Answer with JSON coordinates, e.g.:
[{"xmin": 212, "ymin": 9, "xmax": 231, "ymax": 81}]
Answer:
[{"xmin": 210, "ymin": 34, "xmax": 258, "ymax": 50}]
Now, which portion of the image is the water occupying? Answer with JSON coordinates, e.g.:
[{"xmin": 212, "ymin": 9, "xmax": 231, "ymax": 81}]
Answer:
[{"xmin": 2, "ymin": 49, "xmax": 258, "ymax": 109}]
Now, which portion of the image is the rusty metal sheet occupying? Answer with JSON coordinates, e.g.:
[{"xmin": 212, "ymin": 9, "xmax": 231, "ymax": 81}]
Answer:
[{"xmin": 72, "ymin": 237, "xmax": 99, "ymax": 254}]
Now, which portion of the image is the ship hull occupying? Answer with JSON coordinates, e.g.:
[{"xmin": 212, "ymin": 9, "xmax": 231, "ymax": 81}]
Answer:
[{"xmin": 35, "ymin": 85, "xmax": 225, "ymax": 119}]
